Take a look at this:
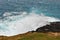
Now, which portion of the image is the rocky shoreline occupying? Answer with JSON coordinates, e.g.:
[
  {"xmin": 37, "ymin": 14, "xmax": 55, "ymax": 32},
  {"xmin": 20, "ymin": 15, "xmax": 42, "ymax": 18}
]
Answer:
[
  {"xmin": 35, "ymin": 22, "xmax": 60, "ymax": 32},
  {"xmin": 0, "ymin": 22, "xmax": 60, "ymax": 40}
]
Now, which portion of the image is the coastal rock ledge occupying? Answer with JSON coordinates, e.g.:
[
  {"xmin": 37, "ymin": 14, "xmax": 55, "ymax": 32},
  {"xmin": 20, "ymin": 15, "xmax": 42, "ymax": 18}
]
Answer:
[{"xmin": 36, "ymin": 22, "xmax": 60, "ymax": 32}]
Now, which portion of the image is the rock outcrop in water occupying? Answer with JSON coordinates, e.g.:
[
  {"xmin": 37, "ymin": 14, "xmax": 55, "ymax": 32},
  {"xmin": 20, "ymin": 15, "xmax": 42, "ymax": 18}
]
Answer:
[{"xmin": 36, "ymin": 22, "xmax": 60, "ymax": 32}]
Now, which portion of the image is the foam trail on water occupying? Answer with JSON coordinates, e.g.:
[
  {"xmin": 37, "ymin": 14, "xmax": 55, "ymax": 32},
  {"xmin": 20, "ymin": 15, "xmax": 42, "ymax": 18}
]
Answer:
[{"xmin": 0, "ymin": 12, "xmax": 60, "ymax": 36}]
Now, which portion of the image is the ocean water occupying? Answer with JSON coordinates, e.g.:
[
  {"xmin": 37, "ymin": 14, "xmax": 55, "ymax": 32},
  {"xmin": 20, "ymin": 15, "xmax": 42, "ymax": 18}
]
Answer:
[{"xmin": 0, "ymin": 0, "xmax": 60, "ymax": 36}]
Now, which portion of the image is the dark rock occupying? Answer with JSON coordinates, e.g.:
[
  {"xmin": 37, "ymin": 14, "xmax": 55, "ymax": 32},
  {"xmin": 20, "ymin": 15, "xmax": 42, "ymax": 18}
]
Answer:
[{"xmin": 36, "ymin": 22, "xmax": 60, "ymax": 32}]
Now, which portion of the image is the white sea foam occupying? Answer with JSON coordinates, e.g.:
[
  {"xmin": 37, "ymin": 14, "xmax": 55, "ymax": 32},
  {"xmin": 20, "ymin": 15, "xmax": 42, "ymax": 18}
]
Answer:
[{"xmin": 0, "ymin": 12, "xmax": 60, "ymax": 36}]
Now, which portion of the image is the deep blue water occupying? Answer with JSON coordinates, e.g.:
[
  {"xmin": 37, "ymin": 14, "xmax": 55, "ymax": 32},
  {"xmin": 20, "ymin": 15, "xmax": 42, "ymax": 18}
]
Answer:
[{"xmin": 0, "ymin": 0, "xmax": 60, "ymax": 19}]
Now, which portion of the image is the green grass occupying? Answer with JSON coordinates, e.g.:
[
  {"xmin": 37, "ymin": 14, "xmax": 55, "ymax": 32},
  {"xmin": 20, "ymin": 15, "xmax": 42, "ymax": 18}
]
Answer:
[{"xmin": 18, "ymin": 32, "xmax": 60, "ymax": 40}]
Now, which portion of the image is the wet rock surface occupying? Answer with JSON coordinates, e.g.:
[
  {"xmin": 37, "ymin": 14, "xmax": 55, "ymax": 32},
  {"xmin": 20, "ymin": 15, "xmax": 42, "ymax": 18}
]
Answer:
[{"xmin": 36, "ymin": 22, "xmax": 60, "ymax": 32}]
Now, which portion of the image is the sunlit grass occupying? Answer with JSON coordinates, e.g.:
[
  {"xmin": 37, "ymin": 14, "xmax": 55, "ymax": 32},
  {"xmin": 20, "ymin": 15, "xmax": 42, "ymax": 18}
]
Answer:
[{"xmin": 18, "ymin": 32, "xmax": 60, "ymax": 40}]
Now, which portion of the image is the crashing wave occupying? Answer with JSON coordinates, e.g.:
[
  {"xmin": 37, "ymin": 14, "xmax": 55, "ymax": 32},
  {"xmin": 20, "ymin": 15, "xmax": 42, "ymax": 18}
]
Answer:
[{"xmin": 0, "ymin": 11, "xmax": 60, "ymax": 36}]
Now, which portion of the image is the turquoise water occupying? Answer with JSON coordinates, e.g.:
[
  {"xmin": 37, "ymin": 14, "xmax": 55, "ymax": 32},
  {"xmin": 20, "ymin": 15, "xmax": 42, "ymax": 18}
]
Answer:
[
  {"xmin": 0, "ymin": 0, "xmax": 60, "ymax": 19},
  {"xmin": 0, "ymin": 0, "xmax": 60, "ymax": 36}
]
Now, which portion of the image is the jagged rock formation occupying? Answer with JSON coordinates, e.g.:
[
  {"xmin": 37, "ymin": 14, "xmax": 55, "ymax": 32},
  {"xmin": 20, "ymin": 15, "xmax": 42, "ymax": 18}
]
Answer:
[{"xmin": 36, "ymin": 22, "xmax": 60, "ymax": 32}]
